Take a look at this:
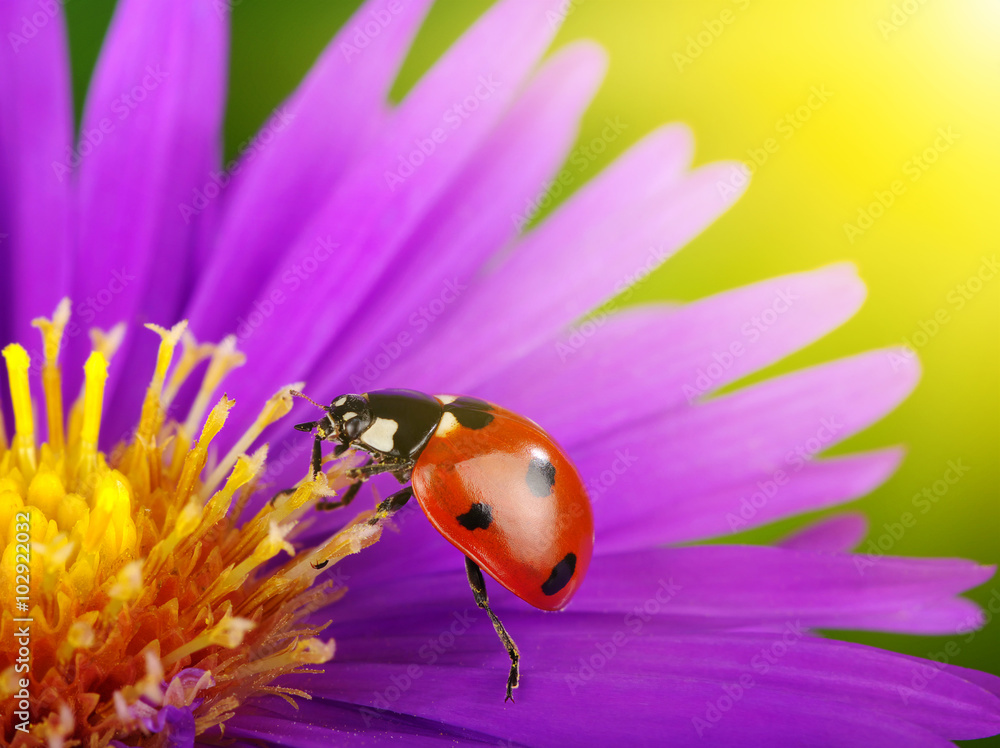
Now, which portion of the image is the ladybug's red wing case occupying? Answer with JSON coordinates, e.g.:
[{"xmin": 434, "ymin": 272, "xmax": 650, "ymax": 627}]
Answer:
[{"xmin": 411, "ymin": 396, "xmax": 594, "ymax": 611}]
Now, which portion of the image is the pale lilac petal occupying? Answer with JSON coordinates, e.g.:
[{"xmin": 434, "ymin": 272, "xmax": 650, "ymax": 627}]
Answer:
[
  {"xmin": 842, "ymin": 597, "xmax": 986, "ymax": 635},
  {"xmin": 69, "ymin": 0, "xmax": 227, "ymax": 428},
  {"xmin": 307, "ymin": 41, "xmax": 608, "ymax": 396},
  {"xmin": 780, "ymin": 512, "xmax": 869, "ymax": 552},
  {"xmin": 0, "ymin": 0, "xmax": 73, "ymax": 344},
  {"xmin": 286, "ymin": 621, "xmax": 1000, "ymax": 747},
  {"xmin": 472, "ymin": 263, "xmax": 867, "ymax": 444},
  {"xmin": 186, "ymin": 0, "xmax": 436, "ymax": 341},
  {"xmin": 225, "ymin": 0, "xmax": 570, "ymax": 406}
]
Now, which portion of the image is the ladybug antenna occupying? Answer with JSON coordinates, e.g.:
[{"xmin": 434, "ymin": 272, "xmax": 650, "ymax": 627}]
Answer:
[{"xmin": 290, "ymin": 389, "xmax": 325, "ymax": 410}]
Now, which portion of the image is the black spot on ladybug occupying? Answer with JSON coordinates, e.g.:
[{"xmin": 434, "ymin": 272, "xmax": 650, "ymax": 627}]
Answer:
[
  {"xmin": 525, "ymin": 456, "xmax": 556, "ymax": 497},
  {"xmin": 450, "ymin": 396, "xmax": 492, "ymax": 411},
  {"xmin": 541, "ymin": 553, "xmax": 576, "ymax": 596},
  {"xmin": 445, "ymin": 398, "xmax": 495, "ymax": 430},
  {"xmin": 457, "ymin": 502, "xmax": 493, "ymax": 531}
]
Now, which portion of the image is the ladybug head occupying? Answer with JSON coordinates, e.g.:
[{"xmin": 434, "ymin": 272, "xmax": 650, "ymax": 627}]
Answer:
[
  {"xmin": 321, "ymin": 393, "xmax": 373, "ymax": 443},
  {"xmin": 291, "ymin": 391, "xmax": 372, "ymax": 444}
]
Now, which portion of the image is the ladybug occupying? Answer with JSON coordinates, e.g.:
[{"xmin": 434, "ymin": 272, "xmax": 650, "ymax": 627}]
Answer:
[{"xmin": 292, "ymin": 389, "xmax": 594, "ymax": 701}]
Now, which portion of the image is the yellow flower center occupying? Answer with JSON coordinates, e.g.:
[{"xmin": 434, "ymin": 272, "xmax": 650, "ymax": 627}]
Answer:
[{"xmin": 0, "ymin": 300, "xmax": 381, "ymax": 747}]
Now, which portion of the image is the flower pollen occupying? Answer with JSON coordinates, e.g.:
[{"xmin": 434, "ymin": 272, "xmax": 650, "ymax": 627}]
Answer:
[{"xmin": 1, "ymin": 301, "xmax": 382, "ymax": 747}]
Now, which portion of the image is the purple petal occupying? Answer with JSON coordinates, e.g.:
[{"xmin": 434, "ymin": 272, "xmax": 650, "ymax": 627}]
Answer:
[
  {"xmin": 594, "ymin": 448, "xmax": 903, "ymax": 548},
  {"xmin": 472, "ymin": 263, "xmax": 868, "ymax": 444},
  {"xmin": 68, "ymin": 0, "xmax": 227, "ymax": 431},
  {"xmin": 327, "ymin": 545, "xmax": 992, "ymax": 636},
  {"xmin": 779, "ymin": 512, "xmax": 869, "ymax": 552},
  {"xmin": 220, "ymin": 701, "xmax": 514, "ymax": 747},
  {"xmin": 389, "ymin": 128, "xmax": 746, "ymax": 391},
  {"xmin": 223, "ymin": 0, "xmax": 569, "ymax": 409},
  {"xmin": 563, "ymin": 347, "xmax": 918, "ymax": 545},
  {"xmin": 0, "ymin": 0, "xmax": 73, "ymax": 344},
  {"xmin": 279, "ymin": 619, "xmax": 1000, "ymax": 746},
  {"xmin": 186, "ymin": 0, "xmax": 435, "ymax": 342},
  {"xmin": 306, "ymin": 41, "xmax": 608, "ymax": 397}
]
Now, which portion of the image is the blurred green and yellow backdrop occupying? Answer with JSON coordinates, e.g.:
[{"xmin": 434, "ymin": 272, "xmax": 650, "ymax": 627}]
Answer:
[{"xmin": 66, "ymin": 0, "xmax": 999, "ymax": 732}]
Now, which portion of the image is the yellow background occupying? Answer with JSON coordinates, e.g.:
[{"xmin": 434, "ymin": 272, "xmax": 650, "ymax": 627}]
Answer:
[{"xmin": 66, "ymin": 0, "xmax": 999, "ymax": 729}]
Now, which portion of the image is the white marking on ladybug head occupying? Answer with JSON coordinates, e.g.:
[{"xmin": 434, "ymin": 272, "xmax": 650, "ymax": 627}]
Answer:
[
  {"xmin": 342, "ymin": 412, "xmax": 358, "ymax": 420},
  {"xmin": 333, "ymin": 396, "xmax": 348, "ymax": 407},
  {"xmin": 360, "ymin": 417, "xmax": 399, "ymax": 453},
  {"xmin": 436, "ymin": 394, "xmax": 459, "ymax": 405}
]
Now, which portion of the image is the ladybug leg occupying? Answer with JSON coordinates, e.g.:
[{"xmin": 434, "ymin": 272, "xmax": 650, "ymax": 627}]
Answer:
[
  {"xmin": 316, "ymin": 479, "xmax": 365, "ymax": 511},
  {"xmin": 346, "ymin": 461, "xmax": 407, "ymax": 480},
  {"xmin": 318, "ymin": 460, "xmax": 415, "ymax": 511},
  {"xmin": 310, "ymin": 434, "xmax": 324, "ymax": 478},
  {"xmin": 268, "ymin": 487, "xmax": 295, "ymax": 507},
  {"xmin": 465, "ymin": 557, "xmax": 520, "ymax": 702},
  {"xmin": 366, "ymin": 485, "xmax": 414, "ymax": 526}
]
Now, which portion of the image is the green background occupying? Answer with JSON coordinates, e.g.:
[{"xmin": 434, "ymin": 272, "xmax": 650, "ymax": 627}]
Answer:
[{"xmin": 64, "ymin": 0, "xmax": 999, "ymax": 740}]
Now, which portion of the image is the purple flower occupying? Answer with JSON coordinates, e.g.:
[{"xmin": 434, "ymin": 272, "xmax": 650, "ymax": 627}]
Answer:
[{"xmin": 0, "ymin": 1, "xmax": 998, "ymax": 747}]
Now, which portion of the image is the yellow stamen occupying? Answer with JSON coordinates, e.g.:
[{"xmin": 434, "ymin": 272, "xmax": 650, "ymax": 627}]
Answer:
[
  {"xmin": 66, "ymin": 322, "xmax": 127, "ymax": 448},
  {"xmin": 32, "ymin": 297, "xmax": 72, "ymax": 454},
  {"xmin": 57, "ymin": 618, "xmax": 97, "ymax": 664},
  {"xmin": 0, "ymin": 391, "xmax": 7, "ymax": 453},
  {"xmin": 163, "ymin": 330, "xmax": 216, "ymax": 409},
  {"xmin": 2, "ymin": 343, "xmax": 36, "ymax": 473},
  {"xmin": 82, "ymin": 470, "xmax": 135, "ymax": 557},
  {"xmin": 136, "ymin": 320, "xmax": 188, "ymax": 446},
  {"xmin": 175, "ymin": 396, "xmax": 234, "ymax": 504},
  {"xmin": 183, "ymin": 335, "xmax": 246, "ymax": 438},
  {"xmin": 161, "ymin": 609, "xmax": 256, "ymax": 667},
  {"xmin": 0, "ymin": 307, "xmax": 390, "ymax": 746},
  {"xmin": 201, "ymin": 446, "xmax": 266, "ymax": 533},
  {"xmin": 202, "ymin": 382, "xmax": 303, "ymax": 497},
  {"xmin": 77, "ymin": 351, "xmax": 109, "ymax": 482}
]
